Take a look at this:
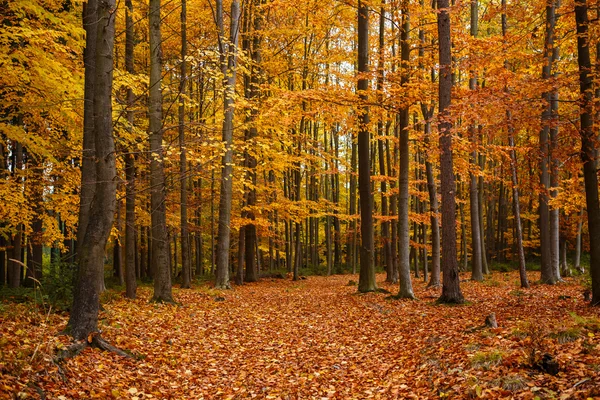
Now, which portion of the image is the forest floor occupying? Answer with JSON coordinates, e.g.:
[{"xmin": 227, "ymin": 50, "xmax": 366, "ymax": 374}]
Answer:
[{"xmin": 1, "ymin": 271, "xmax": 600, "ymax": 399}]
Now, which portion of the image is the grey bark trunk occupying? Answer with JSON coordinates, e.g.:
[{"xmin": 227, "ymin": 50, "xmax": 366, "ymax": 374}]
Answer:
[
  {"xmin": 397, "ymin": 1, "xmax": 414, "ymax": 298},
  {"xmin": 69, "ymin": 0, "xmax": 117, "ymax": 339},
  {"xmin": 149, "ymin": 0, "xmax": 173, "ymax": 302},
  {"xmin": 214, "ymin": 0, "xmax": 240, "ymax": 289},
  {"xmin": 469, "ymin": 0, "xmax": 483, "ymax": 282},
  {"xmin": 179, "ymin": 0, "xmax": 191, "ymax": 289}
]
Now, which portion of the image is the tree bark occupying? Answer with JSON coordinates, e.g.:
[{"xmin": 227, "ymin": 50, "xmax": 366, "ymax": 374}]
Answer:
[
  {"xmin": 437, "ymin": 0, "xmax": 463, "ymax": 304},
  {"xmin": 124, "ymin": 0, "xmax": 137, "ymax": 299},
  {"xmin": 468, "ymin": 0, "xmax": 483, "ymax": 282},
  {"xmin": 575, "ymin": 0, "xmax": 600, "ymax": 305},
  {"xmin": 69, "ymin": 0, "xmax": 117, "ymax": 339},
  {"xmin": 214, "ymin": 0, "xmax": 240, "ymax": 289},
  {"xmin": 397, "ymin": 1, "xmax": 414, "ymax": 298},
  {"xmin": 179, "ymin": 0, "xmax": 191, "ymax": 289},
  {"xmin": 149, "ymin": 0, "xmax": 173, "ymax": 302},
  {"xmin": 357, "ymin": 0, "xmax": 377, "ymax": 292},
  {"xmin": 539, "ymin": 0, "xmax": 558, "ymax": 284}
]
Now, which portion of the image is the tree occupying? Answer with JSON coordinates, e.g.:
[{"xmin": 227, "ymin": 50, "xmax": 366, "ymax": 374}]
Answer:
[
  {"xmin": 437, "ymin": 0, "xmax": 463, "ymax": 304},
  {"xmin": 69, "ymin": 0, "xmax": 117, "ymax": 339},
  {"xmin": 468, "ymin": 0, "xmax": 483, "ymax": 282},
  {"xmin": 574, "ymin": 0, "xmax": 600, "ymax": 305},
  {"xmin": 149, "ymin": 0, "xmax": 173, "ymax": 302},
  {"xmin": 179, "ymin": 0, "xmax": 191, "ymax": 289},
  {"xmin": 124, "ymin": 0, "xmax": 137, "ymax": 299},
  {"xmin": 539, "ymin": 0, "xmax": 559, "ymax": 285},
  {"xmin": 396, "ymin": 0, "xmax": 415, "ymax": 299},
  {"xmin": 357, "ymin": 0, "xmax": 377, "ymax": 293},
  {"xmin": 502, "ymin": 0, "xmax": 528, "ymax": 289},
  {"xmin": 214, "ymin": 0, "xmax": 241, "ymax": 289}
]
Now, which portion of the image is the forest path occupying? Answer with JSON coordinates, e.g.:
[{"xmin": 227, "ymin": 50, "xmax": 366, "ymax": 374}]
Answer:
[{"xmin": 1, "ymin": 271, "xmax": 598, "ymax": 398}]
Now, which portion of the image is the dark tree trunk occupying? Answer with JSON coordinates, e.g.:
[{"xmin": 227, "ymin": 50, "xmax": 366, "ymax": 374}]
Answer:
[
  {"xmin": 469, "ymin": 0, "xmax": 483, "ymax": 282},
  {"xmin": 179, "ymin": 0, "xmax": 191, "ymax": 289},
  {"xmin": 437, "ymin": 0, "xmax": 463, "ymax": 304},
  {"xmin": 347, "ymin": 139, "xmax": 358, "ymax": 274},
  {"xmin": 124, "ymin": 0, "xmax": 136, "ymax": 298},
  {"xmin": 149, "ymin": 0, "xmax": 173, "ymax": 302},
  {"xmin": 502, "ymin": 0, "xmax": 528, "ymax": 288},
  {"xmin": 77, "ymin": 0, "xmax": 98, "ymax": 252},
  {"xmin": 357, "ymin": 0, "xmax": 377, "ymax": 292},
  {"xmin": 575, "ymin": 0, "xmax": 600, "ymax": 305},
  {"xmin": 69, "ymin": 0, "xmax": 117, "ymax": 339}
]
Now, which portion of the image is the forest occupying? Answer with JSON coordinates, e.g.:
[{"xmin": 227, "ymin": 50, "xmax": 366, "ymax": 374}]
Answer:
[{"xmin": 1, "ymin": 0, "xmax": 600, "ymax": 397}]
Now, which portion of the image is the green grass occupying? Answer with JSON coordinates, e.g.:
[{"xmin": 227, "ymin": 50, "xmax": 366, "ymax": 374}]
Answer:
[
  {"xmin": 551, "ymin": 327, "xmax": 581, "ymax": 344},
  {"xmin": 470, "ymin": 350, "xmax": 503, "ymax": 369}
]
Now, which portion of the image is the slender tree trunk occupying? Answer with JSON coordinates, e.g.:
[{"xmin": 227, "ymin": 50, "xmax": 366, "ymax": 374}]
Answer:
[
  {"xmin": 575, "ymin": 0, "xmax": 600, "ymax": 305},
  {"xmin": 244, "ymin": 1, "xmax": 262, "ymax": 283},
  {"xmin": 348, "ymin": 139, "xmax": 358, "ymax": 274},
  {"xmin": 502, "ymin": 1, "xmax": 528, "ymax": 288},
  {"xmin": 539, "ymin": 0, "xmax": 558, "ymax": 284},
  {"xmin": 179, "ymin": 0, "xmax": 191, "ymax": 289},
  {"xmin": 149, "ymin": 0, "xmax": 173, "ymax": 302},
  {"xmin": 357, "ymin": 0, "xmax": 377, "ymax": 292},
  {"xmin": 113, "ymin": 204, "xmax": 123, "ymax": 285},
  {"xmin": 214, "ymin": 0, "xmax": 241, "ymax": 289},
  {"xmin": 124, "ymin": 0, "xmax": 136, "ymax": 298},
  {"xmin": 8, "ymin": 142, "xmax": 23, "ymax": 288},
  {"xmin": 437, "ymin": 0, "xmax": 463, "ymax": 303},
  {"xmin": 69, "ymin": 0, "xmax": 117, "ymax": 339},
  {"xmin": 575, "ymin": 207, "xmax": 584, "ymax": 272},
  {"xmin": 377, "ymin": 0, "xmax": 393, "ymax": 283},
  {"xmin": 77, "ymin": 0, "xmax": 98, "ymax": 253},
  {"xmin": 468, "ymin": 0, "xmax": 483, "ymax": 282},
  {"xmin": 396, "ymin": 1, "xmax": 415, "ymax": 298}
]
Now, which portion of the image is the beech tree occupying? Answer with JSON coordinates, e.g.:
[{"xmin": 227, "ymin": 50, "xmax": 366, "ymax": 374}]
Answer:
[
  {"xmin": 437, "ymin": 0, "xmax": 463, "ymax": 304},
  {"xmin": 357, "ymin": 0, "xmax": 376, "ymax": 293},
  {"xmin": 214, "ymin": 0, "xmax": 241, "ymax": 289},
  {"xmin": 69, "ymin": 0, "xmax": 117, "ymax": 339},
  {"xmin": 149, "ymin": 0, "xmax": 173, "ymax": 302},
  {"xmin": 574, "ymin": 0, "xmax": 600, "ymax": 305}
]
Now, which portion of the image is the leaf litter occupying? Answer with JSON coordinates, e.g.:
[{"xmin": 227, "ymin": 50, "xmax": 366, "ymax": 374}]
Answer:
[{"xmin": 1, "ymin": 271, "xmax": 599, "ymax": 399}]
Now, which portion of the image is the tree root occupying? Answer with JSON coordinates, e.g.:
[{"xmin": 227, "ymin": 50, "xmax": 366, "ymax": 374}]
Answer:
[{"xmin": 55, "ymin": 334, "xmax": 133, "ymax": 362}]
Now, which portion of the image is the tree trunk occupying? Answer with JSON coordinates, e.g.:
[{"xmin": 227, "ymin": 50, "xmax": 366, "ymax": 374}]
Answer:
[
  {"xmin": 347, "ymin": 138, "xmax": 358, "ymax": 273},
  {"xmin": 179, "ymin": 0, "xmax": 191, "ymax": 289},
  {"xmin": 69, "ymin": 0, "xmax": 117, "ymax": 339},
  {"xmin": 437, "ymin": 0, "xmax": 463, "ymax": 303},
  {"xmin": 539, "ymin": 0, "xmax": 558, "ymax": 284},
  {"xmin": 148, "ymin": 0, "xmax": 173, "ymax": 301},
  {"xmin": 396, "ymin": 1, "xmax": 415, "ymax": 298},
  {"xmin": 575, "ymin": 0, "xmax": 600, "ymax": 305},
  {"xmin": 377, "ymin": 0, "xmax": 393, "ymax": 283},
  {"xmin": 124, "ymin": 0, "xmax": 137, "ymax": 299},
  {"xmin": 575, "ymin": 207, "xmax": 584, "ymax": 272},
  {"xmin": 77, "ymin": 0, "xmax": 98, "ymax": 253},
  {"xmin": 214, "ymin": 0, "xmax": 240, "ymax": 290},
  {"xmin": 469, "ymin": 0, "xmax": 483, "ymax": 282},
  {"xmin": 357, "ymin": 0, "xmax": 377, "ymax": 292},
  {"xmin": 501, "ymin": 1, "xmax": 528, "ymax": 288}
]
